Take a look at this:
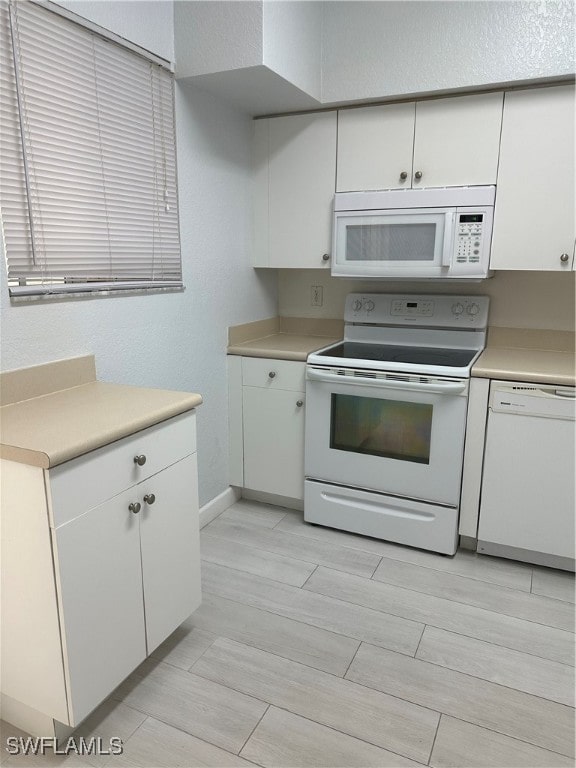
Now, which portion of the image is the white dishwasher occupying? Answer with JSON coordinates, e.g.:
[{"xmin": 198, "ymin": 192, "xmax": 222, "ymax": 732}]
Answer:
[{"xmin": 477, "ymin": 380, "xmax": 575, "ymax": 571}]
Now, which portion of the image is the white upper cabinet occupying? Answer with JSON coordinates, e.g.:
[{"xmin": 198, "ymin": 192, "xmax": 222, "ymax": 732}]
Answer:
[
  {"xmin": 253, "ymin": 112, "xmax": 337, "ymax": 268},
  {"xmin": 336, "ymin": 103, "xmax": 415, "ymax": 192},
  {"xmin": 491, "ymin": 85, "xmax": 575, "ymax": 271},
  {"xmin": 412, "ymin": 92, "xmax": 503, "ymax": 188},
  {"xmin": 336, "ymin": 92, "xmax": 503, "ymax": 192}
]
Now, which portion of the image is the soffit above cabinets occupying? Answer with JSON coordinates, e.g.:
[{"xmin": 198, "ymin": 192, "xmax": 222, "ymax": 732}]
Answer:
[{"xmin": 173, "ymin": 1, "xmax": 574, "ymax": 116}]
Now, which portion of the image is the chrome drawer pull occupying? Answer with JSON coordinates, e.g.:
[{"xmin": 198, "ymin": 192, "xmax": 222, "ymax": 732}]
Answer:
[
  {"xmin": 143, "ymin": 494, "xmax": 156, "ymax": 505},
  {"xmin": 134, "ymin": 454, "xmax": 147, "ymax": 466},
  {"xmin": 128, "ymin": 502, "xmax": 141, "ymax": 514}
]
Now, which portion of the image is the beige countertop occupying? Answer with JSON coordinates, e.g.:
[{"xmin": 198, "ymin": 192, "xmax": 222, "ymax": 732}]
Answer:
[
  {"xmin": 472, "ymin": 327, "xmax": 575, "ymax": 386},
  {"xmin": 227, "ymin": 316, "xmax": 342, "ymax": 361},
  {"xmin": 0, "ymin": 357, "xmax": 202, "ymax": 468},
  {"xmin": 228, "ymin": 333, "xmax": 339, "ymax": 361}
]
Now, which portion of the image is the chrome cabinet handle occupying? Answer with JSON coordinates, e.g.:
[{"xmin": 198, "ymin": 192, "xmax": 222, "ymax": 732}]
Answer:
[
  {"xmin": 322, "ymin": 253, "xmax": 330, "ymax": 262},
  {"xmin": 399, "ymin": 171, "xmax": 408, "ymax": 180},
  {"xmin": 414, "ymin": 171, "xmax": 423, "ymax": 180},
  {"xmin": 134, "ymin": 454, "xmax": 147, "ymax": 466},
  {"xmin": 296, "ymin": 400, "xmax": 304, "ymax": 407},
  {"xmin": 560, "ymin": 253, "xmax": 570, "ymax": 263},
  {"xmin": 128, "ymin": 502, "xmax": 141, "ymax": 514},
  {"xmin": 143, "ymin": 494, "xmax": 156, "ymax": 505},
  {"xmin": 268, "ymin": 371, "xmax": 276, "ymax": 379}
]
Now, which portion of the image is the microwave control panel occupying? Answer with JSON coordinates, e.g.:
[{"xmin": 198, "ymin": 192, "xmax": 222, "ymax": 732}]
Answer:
[{"xmin": 456, "ymin": 213, "xmax": 484, "ymax": 265}]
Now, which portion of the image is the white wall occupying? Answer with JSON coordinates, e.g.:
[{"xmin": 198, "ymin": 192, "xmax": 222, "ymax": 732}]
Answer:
[
  {"xmin": 55, "ymin": 0, "xmax": 174, "ymax": 61},
  {"xmin": 174, "ymin": 1, "xmax": 263, "ymax": 78},
  {"xmin": 321, "ymin": 1, "xmax": 575, "ymax": 104},
  {"xmin": 278, "ymin": 270, "xmax": 576, "ymax": 333},
  {"xmin": 0, "ymin": 1, "xmax": 277, "ymax": 506},
  {"xmin": 263, "ymin": 1, "xmax": 322, "ymax": 101}
]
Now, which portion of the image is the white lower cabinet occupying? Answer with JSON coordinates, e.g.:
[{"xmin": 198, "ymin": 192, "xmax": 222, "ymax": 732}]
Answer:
[
  {"xmin": 229, "ymin": 356, "xmax": 306, "ymax": 502},
  {"xmin": 1, "ymin": 411, "xmax": 201, "ymax": 733}
]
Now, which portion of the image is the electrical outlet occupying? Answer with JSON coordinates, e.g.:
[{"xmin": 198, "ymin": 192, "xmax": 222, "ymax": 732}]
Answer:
[{"xmin": 311, "ymin": 285, "xmax": 323, "ymax": 307}]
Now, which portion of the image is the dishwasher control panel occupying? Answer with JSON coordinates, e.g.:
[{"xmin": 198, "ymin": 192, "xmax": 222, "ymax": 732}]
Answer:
[{"xmin": 491, "ymin": 382, "xmax": 575, "ymax": 421}]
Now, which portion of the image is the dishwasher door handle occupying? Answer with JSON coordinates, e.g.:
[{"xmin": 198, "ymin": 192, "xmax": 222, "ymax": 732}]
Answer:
[{"xmin": 306, "ymin": 368, "xmax": 467, "ymax": 395}]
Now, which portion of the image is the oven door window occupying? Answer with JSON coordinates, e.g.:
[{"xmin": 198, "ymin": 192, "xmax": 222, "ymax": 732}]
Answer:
[{"xmin": 330, "ymin": 394, "xmax": 433, "ymax": 465}]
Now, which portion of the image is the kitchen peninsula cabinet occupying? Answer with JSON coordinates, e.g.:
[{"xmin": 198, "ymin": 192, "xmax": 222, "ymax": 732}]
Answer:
[
  {"xmin": 1, "ymin": 358, "xmax": 202, "ymax": 736},
  {"xmin": 337, "ymin": 92, "xmax": 503, "ymax": 192},
  {"xmin": 253, "ymin": 112, "xmax": 336, "ymax": 269},
  {"xmin": 229, "ymin": 356, "xmax": 306, "ymax": 502},
  {"xmin": 490, "ymin": 85, "xmax": 575, "ymax": 271}
]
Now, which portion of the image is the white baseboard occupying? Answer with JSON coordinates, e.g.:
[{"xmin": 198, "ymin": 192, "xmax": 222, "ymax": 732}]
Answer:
[
  {"xmin": 242, "ymin": 488, "xmax": 304, "ymax": 511},
  {"xmin": 199, "ymin": 486, "xmax": 241, "ymax": 528}
]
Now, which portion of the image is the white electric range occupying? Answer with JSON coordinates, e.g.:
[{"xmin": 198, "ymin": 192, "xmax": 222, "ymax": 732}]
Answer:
[{"xmin": 304, "ymin": 293, "xmax": 489, "ymax": 555}]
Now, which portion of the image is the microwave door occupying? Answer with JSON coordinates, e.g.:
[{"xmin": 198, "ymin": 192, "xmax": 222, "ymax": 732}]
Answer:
[{"xmin": 333, "ymin": 208, "xmax": 453, "ymax": 278}]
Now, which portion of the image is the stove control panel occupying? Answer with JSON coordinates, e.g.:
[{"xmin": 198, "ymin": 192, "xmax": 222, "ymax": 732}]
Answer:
[
  {"xmin": 346, "ymin": 293, "xmax": 490, "ymax": 328},
  {"xmin": 391, "ymin": 299, "xmax": 434, "ymax": 317}
]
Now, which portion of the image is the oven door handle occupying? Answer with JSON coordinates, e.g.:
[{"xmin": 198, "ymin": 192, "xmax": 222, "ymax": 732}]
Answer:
[{"xmin": 306, "ymin": 369, "xmax": 467, "ymax": 395}]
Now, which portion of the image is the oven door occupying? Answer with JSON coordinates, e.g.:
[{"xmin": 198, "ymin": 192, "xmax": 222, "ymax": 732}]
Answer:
[
  {"xmin": 332, "ymin": 208, "xmax": 455, "ymax": 278},
  {"xmin": 305, "ymin": 366, "xmax": 468, "ymax": 506}
]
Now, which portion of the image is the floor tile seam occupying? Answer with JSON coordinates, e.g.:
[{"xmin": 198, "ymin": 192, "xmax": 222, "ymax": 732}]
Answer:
[
  {"xmin": 191, "ymin": 618, "xmax": 374, "ymax": 679},
  {"xmin": 204, "ymin": 561, "xmax": 423, "ymax": 631},
  {"xmin": 302, "ymin": 580, "xmax": 576, "ymax": 665},
  {"xmin": 413, "ymin": 623, "xmax": 427, "ymax": 658},
  {"xmin": 188, "ymin": 662, "xmax": 438, "ymax": 766},
  {"xmin": 371, "ymin": 557, "xmax": 534, "ymax": 594},
  {"xmin": 341, "ymin": 638, "xmax": 363, "ymax": 678},
  {"xmin": 238, "ymin": 704, "xmax": 271, "ymax": 757},
  {"xmin": 183, "ymin": 636, "xmax": 219, "ymax": 673},
  {"xmin": 274, "ymin": 523, "xmax": 534, "ymax": 591},
  {"xmin": 110, "ymin": 712, "xmax": 149, "ymax": 755},
  {"xmin": 368, "ymin": 553, "xmax": 383, "ymax": 579},
  {"xmin": 201, "ymin": 527, "xmax": 380, "ymax": 574},
  {"xmin": 201, "ymin": 553, "xmax": 314, "ymax": 588},
  {"xmin": 413, "ymin": 623, "xmax": 576, "ymax": 671},
  {"xmin": 530, "ymin": 588, "xmax": 576, "ymax": 606},
  {"xmin": 118, "ymin": 662, "xmax": 272, "ymax": 717},
  {"xmin": 299, "ymin": 563, "xmax": 319, "ymax": 590},
  {"xmin": 201, "ymin": 532, "xmax": 324, "ymax": 574},
  {"xmin": 201, "ymin": 584, "xmax": 424, "ymax": 656},
  {"xmin": 347, "ymin": 640, "xmax": 576, "ymax": 717},
  {"xmin": 369, "ymin": 573, "xmax": 576, "ymax": 632},
  {"xmin": 340, "ymin": 663, "xmax": 576, "ymax": 761},
  {"xmin": 190, "ymin": 638, "xmax": 446, "ymax": 722},
  {"xmin": 437, "ymin": 711, "xmax": 576, "ymax": 762},
  {"xmin": 201, "ymin": 557, "xmax": 321, "ymax": 590},
  {"xmin": 249, "ymin": 703, "xmax": 431, "ymax": 766},
  {"xmin": 109, "ymin": 708, "xmax": 263, "ymax": 764},
  {"xmin": 413, "ymin": 646, "xmax": 576, "ymax": 708},
  {"xmin": 306, "ymin": 571, "xmax": 576, "ymax": 635},
  {"xmin": 426, "ymin": 711, "xmax": 443, "ymax": 765}
]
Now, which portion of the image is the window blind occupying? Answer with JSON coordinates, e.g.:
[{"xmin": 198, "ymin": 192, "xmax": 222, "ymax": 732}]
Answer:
[{"xmin": 0, "ymin": 0, "xmax": 182, "ymax": 296}]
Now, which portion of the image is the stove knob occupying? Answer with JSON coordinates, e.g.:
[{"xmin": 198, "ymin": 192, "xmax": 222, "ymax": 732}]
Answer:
[
  {"xmin": 365, "ymin": 300, "xmax": 375, "ymax": 312},
  {"xmin": 467, "ymin": 303, "xmax": 480, "ymax": 316},
  {"xmin": 352, "ymin": 299, "xmax": 363, "ymax": 312},
  {"xmin": 452, "ymin": 302, "xmax": 464, "ymax": 315}
]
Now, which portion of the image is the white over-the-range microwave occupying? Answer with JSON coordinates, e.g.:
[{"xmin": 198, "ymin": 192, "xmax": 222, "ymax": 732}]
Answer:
[{"xmin": 332, "ymin": 185, "xmax": 495, "ymax": 279}]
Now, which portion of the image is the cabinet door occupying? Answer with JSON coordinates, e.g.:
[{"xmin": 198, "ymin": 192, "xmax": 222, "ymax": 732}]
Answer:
[
  {"xmin": 336, "ymin": 103, "xmax": 415, "ymax": 192},
  {"xmin": 413, "ymin": 92, "xmax": 503, "ymax": 188},
  {"xmin": 268, "ymin": 112, "xmax": 336, "ymax": 268},
  {"xmin": 53, "ymin": 489, "xmax": 147, "ymax": 725},
  {"xmin": 243, "ymin": 386, "xmax": 305, "ymax": 499},
  {"xmin": 491, "ymin": 86, "xmax": 575, "ymax": 271},
  {"xmin": 139, "ymin": 454, "xmax": 201, "ymax": 653}
]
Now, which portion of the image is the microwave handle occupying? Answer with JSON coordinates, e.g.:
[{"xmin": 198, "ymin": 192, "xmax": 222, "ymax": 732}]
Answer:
[{"xmin": 441, "ymin": 212, "xmax": 455, "ymax": 267}]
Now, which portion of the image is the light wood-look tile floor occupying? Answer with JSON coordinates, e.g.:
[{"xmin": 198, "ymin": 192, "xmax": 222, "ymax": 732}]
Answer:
[{"xmin": 2, "ymin": 500, "xmax": 575, "ymax": 768}]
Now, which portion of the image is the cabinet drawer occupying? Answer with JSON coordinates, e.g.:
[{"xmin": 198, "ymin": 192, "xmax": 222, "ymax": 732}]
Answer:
[
  {"xmin": 242, "ymin": 357, "xmax": 305, "ymax": 391},
  {"xmin": 48, "ymin": 411, "xmax": 196, "ymax": 528}
]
